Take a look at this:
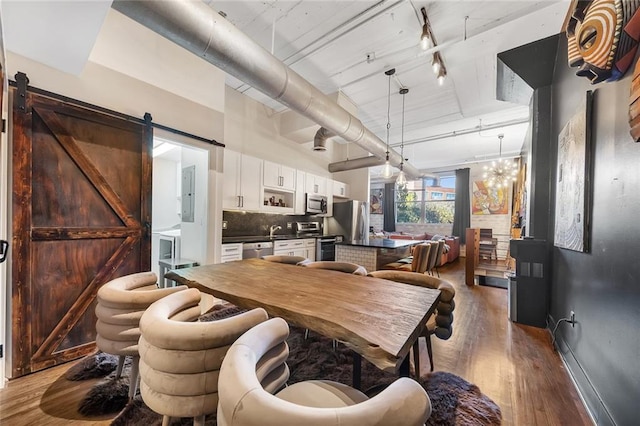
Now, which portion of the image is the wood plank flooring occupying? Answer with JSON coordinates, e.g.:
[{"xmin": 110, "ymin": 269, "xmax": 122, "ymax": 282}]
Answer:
[{"xmin": 0, "ymin": 258, "xmax": 592, "ymax": 425}]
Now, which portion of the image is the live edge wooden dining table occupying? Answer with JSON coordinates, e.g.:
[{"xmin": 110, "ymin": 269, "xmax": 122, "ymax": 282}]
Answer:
[{"xmin": 165, "ymin": 258, "xmax": 441, "ymax": 388}]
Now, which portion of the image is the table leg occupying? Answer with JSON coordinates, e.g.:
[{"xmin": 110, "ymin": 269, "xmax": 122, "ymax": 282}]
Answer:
[
  {"xmin": 398, "ymin": 353, "xmax": 410, "ymax": 377},
  {"xmin": 352, "ymin": 353, "xmax": 362, "ymax": 390}
]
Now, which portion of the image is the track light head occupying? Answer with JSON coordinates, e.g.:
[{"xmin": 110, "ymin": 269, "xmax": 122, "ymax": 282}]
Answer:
[
  {"xmin": 420, "ymin": 25, "xmax": 431, "ymax": 50},
  {"xmin": 437, "ymin": 67, "xmax": 446, "ymax": 86},
  {"xmin": 432, "ymin": 54, "xmax": 441, "ymax": 74}
]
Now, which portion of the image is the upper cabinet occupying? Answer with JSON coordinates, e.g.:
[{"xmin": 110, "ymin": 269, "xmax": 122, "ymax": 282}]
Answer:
[
  {"xmin": 333, "ymin": 180, "xmax": 349, "ymax": 198},
  {"xmin": 294, "ymin": 171, "xmax": 306, "ymax": 215},
  {"xmin": 222, "ymin": 151, "xmax": 262, "ymax": 211},
  {"xmin": 222, "ymin": 150, "xmax": 346, "ymax": 217},
  {"xmin": 263, "ymin": 161, "xmax": 296, "ymax": 191},
  {"xmin": 305, "ymin": 173, "xmax": 327, "ymax": 195}
]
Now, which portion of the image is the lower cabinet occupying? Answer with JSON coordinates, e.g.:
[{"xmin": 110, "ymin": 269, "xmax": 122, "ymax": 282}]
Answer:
[
  {"xmin": 221, "ymin": 243, "xmax": 243, "ymax": 263},
  {"xmin": 273, "ymin": 239, "xmax": 306, "ymax": 257},
  {"xmin": 304, "ymin": 239, "xmax": 316, "ymax": 262}
]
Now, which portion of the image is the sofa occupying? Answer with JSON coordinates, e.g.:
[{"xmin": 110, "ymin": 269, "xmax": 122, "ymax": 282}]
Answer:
[{"xmin": 386, "ymin": 232, "xmax": 460, "ymax": 265}]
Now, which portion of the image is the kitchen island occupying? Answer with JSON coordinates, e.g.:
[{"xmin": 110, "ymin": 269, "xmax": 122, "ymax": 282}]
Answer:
[{"xmin": 336, "ymin": 238, "xmax": 424, "ymax": 272}]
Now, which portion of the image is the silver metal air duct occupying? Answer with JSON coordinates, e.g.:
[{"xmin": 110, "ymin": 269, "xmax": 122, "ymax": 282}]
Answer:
[
  {"xmin": 329, "ymin": 156, "xmax": 385, "ymax": 172},
  {"xmin": 112, "ymin": 0, "xmax": 420, "ymax": 178},
  {"xmin": 313, "ymin": 127, "xmax": 335, "ymax": 152}
]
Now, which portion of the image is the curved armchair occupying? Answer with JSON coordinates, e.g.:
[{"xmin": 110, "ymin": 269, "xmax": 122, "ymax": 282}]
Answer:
[
  {"xmin": 368, "ymin": 270, "xmax": 455, "ymax": 375},
  {"xmin": 302, "ymin": 261, "xmax": 367, "ymax": 276},
  {"xmin": 218, "ymin": 317, "xmax": 432, "ymax": 426},
  {"xmin": 262, "ymin": 255, "xmax": 311, "ymax": 265},
  {"xmin": 95, "ymin": 271, "xmax": 187, "ymax": 399},
  {"xmin": 139, "ymin": 288, "xmax": 269, "ymax": 425},
  {"xmin": 430, "ymin": 239, "xmax": 446, "ymax": 277},
  {"xmin": 382, "ymin": 243, "xmax": 431, "ymax": 273}
]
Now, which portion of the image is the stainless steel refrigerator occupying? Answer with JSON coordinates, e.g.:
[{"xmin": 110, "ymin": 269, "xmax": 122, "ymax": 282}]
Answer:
[{"xmin": 325, "ymin": 200, "xmax": 368, "ymax": 243}]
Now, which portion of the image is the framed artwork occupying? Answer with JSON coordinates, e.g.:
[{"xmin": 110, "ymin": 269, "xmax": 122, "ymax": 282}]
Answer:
[
  {"xmin": 554, "ymin": 91, "xmax": 593, "ymax": 252},
  {"xmin": 472, "ymin": 180, "xmax": 508, "ymax": 215},
  {"xmin": 370, "ymin": 188, "xmax": 383, "ymax": 214}
]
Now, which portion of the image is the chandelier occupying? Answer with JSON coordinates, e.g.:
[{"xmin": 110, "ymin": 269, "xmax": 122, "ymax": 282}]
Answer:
[{"xmin": 483, "ymin": 134, "xmax": 518, "ymax": 188}]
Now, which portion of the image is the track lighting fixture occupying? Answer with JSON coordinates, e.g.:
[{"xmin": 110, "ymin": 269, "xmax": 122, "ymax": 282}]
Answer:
[
  {"xmin": 420, "ymin": 7, "xmax": 432, "ymax": 50},
  {"xmin": 381, "ymin": 68, "xmax": 395, "ymax": 179},
  {"xmin": 420, "ymin": 7, "xmax": 447, "ymax": 86}
]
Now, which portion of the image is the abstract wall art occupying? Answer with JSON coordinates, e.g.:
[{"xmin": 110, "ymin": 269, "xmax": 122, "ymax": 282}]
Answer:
[
  {"xmin": 554, "ymin": 91, "xmax": 593, "ymax": 252},
  {"xmin": 472, "ymin": 180, "xmax": 508, "ymax": 215}
]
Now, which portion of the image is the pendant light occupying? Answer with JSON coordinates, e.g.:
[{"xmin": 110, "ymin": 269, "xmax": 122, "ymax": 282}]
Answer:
[
  {"xmin": 381, "ymin": 68, "xmax": 395, "ymax": 179},
  {"xmin": 396, "ymin": 87, "xmax": 409, "ymax": 188},
  {"xmin": 482, "ymin": 134, "xmax": 518, "ymax": 188}
]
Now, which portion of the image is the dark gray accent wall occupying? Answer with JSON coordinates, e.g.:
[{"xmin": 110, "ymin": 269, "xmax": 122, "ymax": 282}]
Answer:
[{"xmin": 549, "ymin": 36, "xmax": 640, "ymax": 426}]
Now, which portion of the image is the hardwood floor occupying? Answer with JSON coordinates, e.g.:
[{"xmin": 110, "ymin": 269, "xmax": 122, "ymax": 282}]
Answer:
[{"xmin": 0, "ymin": 258, "xmax": 592, "ymax": 425}]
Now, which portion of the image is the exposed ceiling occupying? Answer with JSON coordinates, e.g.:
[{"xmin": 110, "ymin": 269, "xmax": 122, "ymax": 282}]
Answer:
[{"xmin": 2, "ymin": 0, "xmax": 568, "ymax": 175}]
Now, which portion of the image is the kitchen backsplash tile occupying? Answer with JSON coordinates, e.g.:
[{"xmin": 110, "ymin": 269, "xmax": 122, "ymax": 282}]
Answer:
[{"xmin": 222, "ymin": 211, "xmax": 317, "ymax": 237}]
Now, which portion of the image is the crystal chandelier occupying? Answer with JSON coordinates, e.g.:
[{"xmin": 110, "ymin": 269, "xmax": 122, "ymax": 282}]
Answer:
[{"xmin": 483, "ymin": 134, "xmax": 518, "ymax": 188}]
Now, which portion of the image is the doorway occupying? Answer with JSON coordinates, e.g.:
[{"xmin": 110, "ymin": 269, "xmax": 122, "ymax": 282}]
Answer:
[{"xmin": 151, "ymin": 137, "xmax": 209, "ymax": 279}]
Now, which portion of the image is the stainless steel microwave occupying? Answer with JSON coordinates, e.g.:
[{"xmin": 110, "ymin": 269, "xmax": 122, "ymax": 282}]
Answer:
[{"xmin": 306, "ymin": 193, "xmax": 327, "ymax": 214}]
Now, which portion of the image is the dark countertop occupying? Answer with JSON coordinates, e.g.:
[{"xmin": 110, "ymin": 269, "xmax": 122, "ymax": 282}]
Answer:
[
  {"xmin": 337, "ymin": 238, "xmax": 424, "ymax": 249},
  {"xmin": 222, "ymin": 233, "xmax": 342, "ymax": 244}
]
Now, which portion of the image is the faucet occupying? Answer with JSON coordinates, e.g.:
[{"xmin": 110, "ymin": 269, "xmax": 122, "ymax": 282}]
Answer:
[{"xmin": 269, "ymin": 225, "xmax": 282, "ymax": 238}]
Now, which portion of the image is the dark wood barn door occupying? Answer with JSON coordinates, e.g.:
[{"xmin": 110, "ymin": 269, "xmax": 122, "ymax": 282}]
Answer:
[{"xmin": 11, "ymin": 86, "xmax": 151, "ymax": 377}]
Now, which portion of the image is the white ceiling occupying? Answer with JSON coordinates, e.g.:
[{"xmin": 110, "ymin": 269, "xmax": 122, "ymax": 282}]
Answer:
[{"xmin": 2, "ymin": 0, "xmax": 568, "ymax": 174}]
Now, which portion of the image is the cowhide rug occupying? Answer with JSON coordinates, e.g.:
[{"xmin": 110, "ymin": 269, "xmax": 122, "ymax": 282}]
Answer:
[{"xmin": 66, "ymin": 306, "xmax": 501, "ymax": 425}]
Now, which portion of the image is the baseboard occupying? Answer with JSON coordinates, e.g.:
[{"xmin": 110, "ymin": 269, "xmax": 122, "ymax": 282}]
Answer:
[{"xmin": 547, "ymin": 315, "xmax": 615, "ymax": 426}]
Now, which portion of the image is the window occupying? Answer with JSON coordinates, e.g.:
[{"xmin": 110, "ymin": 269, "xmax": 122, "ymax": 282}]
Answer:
[{"xmin": 396, "ymin": 175, "xmax": 456, "ymax": 224}]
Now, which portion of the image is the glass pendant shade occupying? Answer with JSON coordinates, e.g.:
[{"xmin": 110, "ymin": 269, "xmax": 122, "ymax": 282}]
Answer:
[
  {"xmin": 381, "ymin": 159, "xmax": 393, "ymax": 178},
  {"xmin": 396, "ymin": 169, "xmax": 407, "ymax": 188}
]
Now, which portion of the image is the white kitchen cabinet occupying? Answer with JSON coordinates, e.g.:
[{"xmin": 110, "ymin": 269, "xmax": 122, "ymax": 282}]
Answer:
[
  {"xmin": 303, "ymin": 239, "xmax": 316, "ymax": 262},
  {"xmin": 333, "ymin": 180, "xmax": 349, "ymax": 198},
  {"xmin": 221, "ymin": 243, "xmax": 243, "ymax": 263},
  {"xmin": 273, "ymin": 239, "xmax": 306, "ymax": 257},
  {"xmin": 263, "ymin": 160, "xmax": 296, "ymax": 191},
  {"xmin": 305, "ymin": 173, "xmax": 327, "ymax": 195},
  {"xmin": 222, "ymin": 151, "xmax": 262, "ymax": 211},
  {"xmin": 294, "ymin": 171, "xmax": 306, "ymax": 215}
]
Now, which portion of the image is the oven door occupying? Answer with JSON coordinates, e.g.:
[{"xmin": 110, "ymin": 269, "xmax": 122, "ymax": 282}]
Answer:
[{"xmin": 316, "ymin": 238, "xmax": 336, "ymax": 261}]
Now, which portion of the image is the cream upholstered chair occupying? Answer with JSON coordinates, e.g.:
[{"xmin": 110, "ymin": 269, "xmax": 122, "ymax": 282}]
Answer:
[
  {"xmin": 382, "ymin": 242, "xmax": 431, "ymax": 273},
  {"xmin": 95, "ymin": 271, "xmax": 188, "ymax": 399},
  {"xmin": 302, "ymin": 261, "xmax": 367, "ymax": 275},
  {"xmin": 217, "ymin": 317, "xmax": 432, "ymax": 426},
  {"xmin": 430, "ymin": 239, "xmax": 446, "ymax": 277},
  {"xmin": 138, "ymin": 288, "xmax": 269, "ymax": 426},
  {"xmin": 262, "ymin": 255, "xmax": 311, "ymax": 265},
  {"xmin": 368, "ymin": 270, "xmax": 455, "ymax": 375}
]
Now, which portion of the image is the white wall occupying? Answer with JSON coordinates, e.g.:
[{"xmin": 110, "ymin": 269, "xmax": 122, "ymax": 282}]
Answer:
[
  {"xmin": 180, "ymin": 146, "xmax": 209, "ymax": 264},
  {"xmin": 6, "ymin": 53, "xmax": 225, "ymax": 143},
  {"xmin": 152, "ymin": 157, "xmax": 181, "ymax": 230},
  {"xmin": 223, "ymin": 86, "xmax": 333, "ymax": 177}
]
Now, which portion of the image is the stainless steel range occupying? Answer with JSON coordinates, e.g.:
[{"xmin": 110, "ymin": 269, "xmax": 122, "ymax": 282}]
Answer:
[{"xmin": 295, "ymin": 221, "xmax": 343, "ymax": 261}]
